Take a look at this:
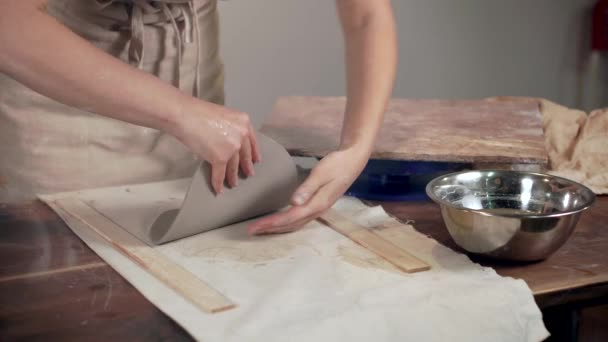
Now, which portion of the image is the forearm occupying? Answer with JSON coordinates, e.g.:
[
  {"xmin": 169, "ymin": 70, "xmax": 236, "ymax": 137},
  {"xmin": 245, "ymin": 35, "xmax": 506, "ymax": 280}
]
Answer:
[
  {"xmin": 337, "ymin": 0, "xmax": 397, "ymax": 155},
  {"xmin": 0, "ymin": 1, "xmax": 196, "ymax": 134}
]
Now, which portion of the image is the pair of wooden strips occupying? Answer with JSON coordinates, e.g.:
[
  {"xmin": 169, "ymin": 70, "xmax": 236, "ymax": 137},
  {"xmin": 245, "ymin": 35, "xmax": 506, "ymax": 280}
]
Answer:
[{"xmin": 52, "ymin": 198, "xmax": 430, "ymax": 315}]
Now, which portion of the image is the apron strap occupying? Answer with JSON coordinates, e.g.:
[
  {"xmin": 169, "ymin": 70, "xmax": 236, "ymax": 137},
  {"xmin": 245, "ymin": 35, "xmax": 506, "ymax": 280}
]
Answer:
[{"xmin": 103, "ymin": 0, "xmax": 202, "ymax": 97}]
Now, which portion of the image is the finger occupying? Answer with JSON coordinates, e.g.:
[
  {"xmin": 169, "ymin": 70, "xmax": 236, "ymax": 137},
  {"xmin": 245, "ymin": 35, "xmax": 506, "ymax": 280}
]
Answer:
[
  {"xmin": 250, "ymin": 205, "xmax": 325, "ymax": 235},
  {"xmin": 252, "ymin": 212, "xmax": 323, "ymax": 235},
  {"xmin": 249, "ymin": 124, "xmax": 261, "ymax": 163},
  {"xmin": 253, "ymin": 206, "xmax": 324, "ymax": 234},
  {"xmin": 211, "ymin": 162, "xmax": 227, "ymax": 194},
  {"xmin": 247, "ymin": 206, "xmax": 310, "ymax": 234},
  {"xmin": 250, "ymin": 183, "xmax": 334, "ymax": 234},
  {"xmin": 239, "ymin": 136, "xmax": 254, "ymax": 177},
  {"xmin": 291, "ymin": 167, "xmax": 331, "ymax": 206},
  {"xmin": 226, "ymin": 153, "xmax": 240, "ymax": 188},
  {"xmin": 253, "ymin": 220, "xmax": 308, "ymax": 235}
]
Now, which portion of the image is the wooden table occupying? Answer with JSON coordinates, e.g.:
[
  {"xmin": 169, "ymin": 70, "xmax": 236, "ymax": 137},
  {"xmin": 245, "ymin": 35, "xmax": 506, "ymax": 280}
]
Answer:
[
  {"xmin": 261, "ymin": 96, "xmax": 548, "ymax": 165},
  {"xmin": 1, "ymin": 198, "xmax": 607, "ymax": 341}
]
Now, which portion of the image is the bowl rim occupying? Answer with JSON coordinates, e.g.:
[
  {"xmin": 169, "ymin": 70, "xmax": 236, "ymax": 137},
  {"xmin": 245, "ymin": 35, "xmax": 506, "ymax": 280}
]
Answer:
[{"xmin": 425, "ymin": 169, "xmax": 597, "ymax": 218}]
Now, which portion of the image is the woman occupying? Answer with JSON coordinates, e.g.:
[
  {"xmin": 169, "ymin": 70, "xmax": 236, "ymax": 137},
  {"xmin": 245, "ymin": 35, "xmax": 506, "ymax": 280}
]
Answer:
[{"xmin": 0, "ymin": 0, "xmax": 396, "ymax": 234}]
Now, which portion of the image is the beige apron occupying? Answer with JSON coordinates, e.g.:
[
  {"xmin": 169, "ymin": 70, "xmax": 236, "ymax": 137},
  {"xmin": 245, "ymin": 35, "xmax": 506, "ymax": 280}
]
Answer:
[{"xmin": 0, "ymin": 0, "xmax": 224, "ymax": 203}]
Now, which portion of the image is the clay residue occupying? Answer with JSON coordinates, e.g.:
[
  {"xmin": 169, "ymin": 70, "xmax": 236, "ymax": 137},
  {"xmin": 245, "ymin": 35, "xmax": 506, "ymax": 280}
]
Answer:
[
  {"xmin": 337, "ymin": 245, "xmax": 400, "ymax": 274},
  {"xmin": 180, "ymin": 238, "xmax": 295, "ymax": 263},
  {"xmin": 370, "ymin": 220, "xmax": 409, "ymax": 232}
]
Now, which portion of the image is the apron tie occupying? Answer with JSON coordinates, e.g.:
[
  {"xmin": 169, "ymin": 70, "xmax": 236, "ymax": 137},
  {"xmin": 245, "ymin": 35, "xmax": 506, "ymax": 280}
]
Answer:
[{"xmin": 97, "ymin": 0, "xmax": 202, "ymax": 97}]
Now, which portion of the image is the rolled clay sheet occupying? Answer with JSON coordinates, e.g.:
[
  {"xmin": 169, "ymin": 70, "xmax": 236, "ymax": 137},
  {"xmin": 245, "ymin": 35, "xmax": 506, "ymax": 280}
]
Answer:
[{"xmin": 148, "ymin": 133, "xmax": 298, "ymax": 244}]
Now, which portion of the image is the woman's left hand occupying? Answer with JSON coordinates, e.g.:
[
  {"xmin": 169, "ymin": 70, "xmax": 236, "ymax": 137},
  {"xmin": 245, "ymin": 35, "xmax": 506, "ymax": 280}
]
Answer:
[
  {"xmin": 247, "ymin": 0, "xmax": 396, "ymax": 235},
  {"xmin": 247, "ymin": 146, "xmax": 369, "ymax": 235}
]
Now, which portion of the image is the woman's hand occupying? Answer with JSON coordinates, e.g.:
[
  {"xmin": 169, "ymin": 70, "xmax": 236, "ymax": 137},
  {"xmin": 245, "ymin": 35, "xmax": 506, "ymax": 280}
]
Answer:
[
  {"xmin": 172, "ymin": 98, "xmax": 261, "ymax": 194},
  {"xmin": 247, "ymin": 146, "xmax": 369, "ymax": 235},
  {"xmin": 246, "ymin": 0, "xmax": 397, "ymax": 234}
]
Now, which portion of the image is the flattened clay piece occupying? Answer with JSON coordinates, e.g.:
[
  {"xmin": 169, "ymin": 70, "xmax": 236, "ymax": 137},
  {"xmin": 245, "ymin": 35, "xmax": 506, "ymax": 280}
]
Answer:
[{"xmin": 149, "ymin": 134, "xmax": 298, "ymax": 244}]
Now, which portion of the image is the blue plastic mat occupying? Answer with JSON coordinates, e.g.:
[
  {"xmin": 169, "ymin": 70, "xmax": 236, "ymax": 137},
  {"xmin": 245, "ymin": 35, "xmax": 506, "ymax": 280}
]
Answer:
[{"xmin": 345, "ymin": 160, "xmax": 471, "ymax": 201}]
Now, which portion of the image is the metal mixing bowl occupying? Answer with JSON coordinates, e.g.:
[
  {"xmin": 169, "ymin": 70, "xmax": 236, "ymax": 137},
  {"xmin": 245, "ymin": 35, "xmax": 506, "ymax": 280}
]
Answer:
[{"xmin": 426, "ymin": 170, "xmax": 596, "ymax": 261}]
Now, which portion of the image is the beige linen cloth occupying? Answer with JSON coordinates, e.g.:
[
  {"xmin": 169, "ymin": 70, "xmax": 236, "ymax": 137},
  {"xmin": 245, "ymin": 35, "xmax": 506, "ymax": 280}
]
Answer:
[
  {"xmin": 542, "ymin": 100, "xmax": 608, "ymax": 194},
  {"xmin": 488, "ymin": 97, "xmax": 607, "ymax": 194},
  {"xmin": 0, "ymin": 0, "xmax": 223, "ymax": 203}
]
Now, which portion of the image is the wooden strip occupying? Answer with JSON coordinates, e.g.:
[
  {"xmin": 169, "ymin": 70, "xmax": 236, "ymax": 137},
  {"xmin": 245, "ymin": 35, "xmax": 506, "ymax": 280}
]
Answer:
[
  {"xmin": 0, "ymin": 262, "xmax": 107, "ymax": 283},
  {"xmin": 54, "ymin": 197, "xmax": 236, "ymax": 314},
  {"xmin": 319, "ymin": 209, "xmax": 431, "ymax": 273}
]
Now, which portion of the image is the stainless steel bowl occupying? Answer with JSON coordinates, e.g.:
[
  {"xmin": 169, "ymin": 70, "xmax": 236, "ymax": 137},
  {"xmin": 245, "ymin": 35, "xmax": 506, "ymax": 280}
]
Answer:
[{"xmin": 426, "ymin": 170, "xmax": 596, "ymax": 261}]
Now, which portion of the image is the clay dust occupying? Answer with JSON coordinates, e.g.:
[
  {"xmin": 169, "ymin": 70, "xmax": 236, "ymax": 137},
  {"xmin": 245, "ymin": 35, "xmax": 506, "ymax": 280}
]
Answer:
[{"xmin": 337, "ymin": 244, "xmax": 400, "ymax": 274}]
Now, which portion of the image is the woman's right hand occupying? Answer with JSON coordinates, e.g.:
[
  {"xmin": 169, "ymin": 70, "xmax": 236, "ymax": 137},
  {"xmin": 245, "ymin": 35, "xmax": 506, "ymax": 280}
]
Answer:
[{"xmin": 171, "ymin": 97, "xmax": 261, "ymax": 194}]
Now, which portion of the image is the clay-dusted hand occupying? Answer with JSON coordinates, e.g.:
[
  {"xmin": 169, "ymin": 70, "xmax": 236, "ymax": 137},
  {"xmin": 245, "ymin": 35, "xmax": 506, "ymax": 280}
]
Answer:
[
  {"xmin": 247, "ymin": 146, "xmax": 369, "ymax": 234},
  {"xmin": 173, "ymin": 98, "xmax": 261, "ymax": 194}
]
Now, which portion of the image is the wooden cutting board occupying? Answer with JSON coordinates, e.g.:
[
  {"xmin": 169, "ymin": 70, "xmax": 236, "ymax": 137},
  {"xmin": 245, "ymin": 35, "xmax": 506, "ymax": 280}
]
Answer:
[{"xmin": 260, "ymin": 96, "xmax": 548, "ymax": 165}]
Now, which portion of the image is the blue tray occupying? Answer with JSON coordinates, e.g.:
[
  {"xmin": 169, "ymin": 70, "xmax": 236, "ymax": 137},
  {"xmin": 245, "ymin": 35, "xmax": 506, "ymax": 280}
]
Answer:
[{"xmin": 345, "ymin": 160, "xmax": 470, "ymax": 201}]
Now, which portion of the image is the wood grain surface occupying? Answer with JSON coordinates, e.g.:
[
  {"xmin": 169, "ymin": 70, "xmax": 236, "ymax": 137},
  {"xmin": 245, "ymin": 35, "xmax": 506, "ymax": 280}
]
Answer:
[
  {"xmin": 380, "ymin": 196, "xmax": 608, "ymax": 306},
  {"xmin": 1, "ymin": 197, "xmax": 607, "ymax": 340},
  {"xmin": 0, "ymin": 201, "xmax": 193, "ymax": 341},
  {"xmin": 261, "ymin": 96, "xmax": 548, "ymax": 164},
  {"xmin": 51, "ymin": 198, "xmax": 236, "ymax": 314},
  {"xmin": 319, "ymin": 209, "xmax": 430, "ymax": 273}
]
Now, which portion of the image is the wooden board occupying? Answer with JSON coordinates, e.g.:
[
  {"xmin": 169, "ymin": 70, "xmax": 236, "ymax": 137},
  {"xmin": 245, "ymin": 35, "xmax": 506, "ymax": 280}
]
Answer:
[
  {"xmin": 51, "ymin": 198, "xmax": 236, "ymax": 314},
  {"xmin": 318, "ymin": 209, "xmax": 431, "ymax": 273},
  {"xmin": 261, "ymin": 96, "xmax": 548, "ymax": 165}
]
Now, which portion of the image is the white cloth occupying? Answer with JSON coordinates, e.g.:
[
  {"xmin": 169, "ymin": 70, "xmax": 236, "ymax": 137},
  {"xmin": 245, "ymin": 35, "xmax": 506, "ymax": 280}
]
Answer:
[{"xmin": 42, "ymin": 180, "xmax": 549, "ymax": 342}]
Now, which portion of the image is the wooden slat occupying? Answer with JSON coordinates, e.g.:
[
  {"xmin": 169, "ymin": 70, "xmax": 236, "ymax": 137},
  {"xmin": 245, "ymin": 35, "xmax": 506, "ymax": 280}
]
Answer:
[
  {"xmin": 53, "ymin": 197, "xmax": 236, "ymax": 314},
  {"xmin": 318, "ymin": 209, "xmax": 431, "ymax": 273}
]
